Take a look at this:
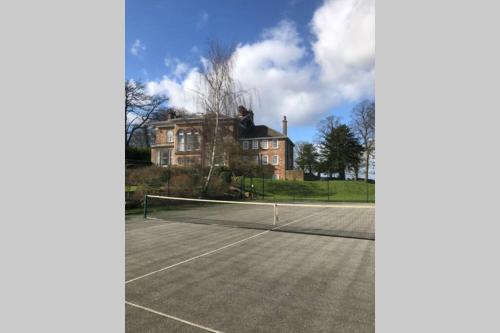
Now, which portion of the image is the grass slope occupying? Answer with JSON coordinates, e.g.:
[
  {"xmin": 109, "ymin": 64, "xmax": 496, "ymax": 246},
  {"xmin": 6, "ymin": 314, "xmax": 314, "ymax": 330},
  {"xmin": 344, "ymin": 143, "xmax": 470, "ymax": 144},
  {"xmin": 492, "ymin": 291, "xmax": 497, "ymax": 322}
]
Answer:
[{"xmin": 243, "ymin": 178, "xmax": 375, "ymax": 203}]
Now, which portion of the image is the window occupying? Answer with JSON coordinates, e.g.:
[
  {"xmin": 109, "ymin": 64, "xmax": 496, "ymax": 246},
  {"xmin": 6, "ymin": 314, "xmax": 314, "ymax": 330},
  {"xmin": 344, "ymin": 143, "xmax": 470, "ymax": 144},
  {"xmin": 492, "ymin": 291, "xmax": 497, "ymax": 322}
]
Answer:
[
  {"xmin": 242, "ymin": 140, "xmax": 249, "ymax": 150},
  {"xmin": 272, "ymin": 155, "xmax": 279, "ymax": 165},
  {"xmin": 179, "ymin": 131, "xmax": 200, "ymax": 152},
  {"xmin": 262, "ymin": 155, "xmax": 268, "ymax": 165},
  {"xmin": 158, "ymin": 149, "xmax": 171, "ymax": 166},
  {"xmin": 272, "ymin": 138, "xmax": 279, "ymax": 149},
  {"xmin": 193, "ymin": 131, "xmax": 200, "ymax": 150},
  {"xmin": 186, "ymin": 132, "xmax": 192, "ymax": 151},
  {"xmin": 252, "ymin": 140, "xmax": 259, "ymax": 149},
  {"xmin": 177, "ymin": 130, "xmax": 185, "ymax": 151},
  {"xmin": 261, "ymin": 140, "xmax": 268, "ymax": 149},
  {"xmin": 167, "ymin": 129, "xmax": 174, "ymax": 143}
]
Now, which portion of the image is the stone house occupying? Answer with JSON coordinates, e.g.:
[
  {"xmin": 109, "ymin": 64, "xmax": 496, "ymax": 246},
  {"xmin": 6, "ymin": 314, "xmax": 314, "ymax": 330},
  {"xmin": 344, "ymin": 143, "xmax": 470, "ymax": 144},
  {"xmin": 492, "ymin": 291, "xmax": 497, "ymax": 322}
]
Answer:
[{"xmin": 149, "ymin": 107, "xmax": 294, "ymax": 180}]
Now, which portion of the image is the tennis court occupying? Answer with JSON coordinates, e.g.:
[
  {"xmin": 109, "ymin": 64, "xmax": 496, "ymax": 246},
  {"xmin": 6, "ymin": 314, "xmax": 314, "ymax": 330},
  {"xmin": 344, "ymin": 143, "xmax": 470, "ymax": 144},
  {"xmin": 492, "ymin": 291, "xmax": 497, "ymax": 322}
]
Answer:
[{"xmin": 126, "ymin": 196, "xmax": 375, "ymax": 332}]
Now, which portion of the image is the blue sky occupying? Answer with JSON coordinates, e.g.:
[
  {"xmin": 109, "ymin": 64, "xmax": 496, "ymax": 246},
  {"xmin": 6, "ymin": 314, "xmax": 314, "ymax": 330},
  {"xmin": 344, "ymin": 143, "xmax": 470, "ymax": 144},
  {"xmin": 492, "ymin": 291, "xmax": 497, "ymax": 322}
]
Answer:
[{"xmin": 126, "ymin": 0, "xmax": 374, "ymax": 144}]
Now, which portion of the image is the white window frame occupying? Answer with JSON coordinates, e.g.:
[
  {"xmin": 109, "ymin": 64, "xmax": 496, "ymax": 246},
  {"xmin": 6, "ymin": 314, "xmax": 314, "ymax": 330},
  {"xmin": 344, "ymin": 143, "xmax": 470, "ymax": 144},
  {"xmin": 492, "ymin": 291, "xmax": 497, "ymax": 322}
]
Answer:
[
  {"xmin": 272, "ymin": 138, "xmax": 279, "ymax": 149},
  {"xmin": 252, "ymin": 140, "xmax": 258, "ymax": 150},
  {"xmin": 243, "ymin": 140, "xmax": 249, "ymax": 150},
  {"xmin": 177, "ymin": 130, "xmax": 185, "ymax": 152},
  {"xmin": 167, "ymin": 129, "xmax": 174, "ymax": 143},
  {"xmin": 262, "ymin": 155, "xmax": 268, "ymax": 165},
  {"xmin": 186, "ymin": 132, "xmax": 192, "ymax": 151},
  {"xmin": 272, "ymin": 155, "xmax": 279, "ymax": 165},
  {"xmin": 158, "ymin": 149, "xmax": 171, "ymax": 167},
  {"xmin": 194, "ymin": 131, "xmax": 200, "ymax": 151},
  {"xmin": 261, "ymin": 140, "xmax": 268, "ymax": 149}
]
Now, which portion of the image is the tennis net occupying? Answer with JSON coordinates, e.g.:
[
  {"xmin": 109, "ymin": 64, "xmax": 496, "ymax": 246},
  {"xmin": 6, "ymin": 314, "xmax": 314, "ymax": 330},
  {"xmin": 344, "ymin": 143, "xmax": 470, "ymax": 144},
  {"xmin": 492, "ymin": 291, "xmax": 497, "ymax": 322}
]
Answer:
[{"xmin": 144, "ymin": 195, "xmax": 375, "ymax": 240}]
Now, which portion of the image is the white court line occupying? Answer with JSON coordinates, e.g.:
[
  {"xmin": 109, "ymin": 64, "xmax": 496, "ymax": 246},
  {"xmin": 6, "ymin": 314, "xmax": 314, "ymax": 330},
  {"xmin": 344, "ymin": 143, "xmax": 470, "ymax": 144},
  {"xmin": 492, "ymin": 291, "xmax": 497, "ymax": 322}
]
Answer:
[
  {"xmin": 126, "ymin": 229, "xmax": 269, "ymax": 284},
  {"xmin": 277, "ymin": 203, "xmax": 374, "ymax": 209},
  {"xmin": 126, "ymin": 301, "xmax": 224, "ymax": 333},
  {"xmin": 125, "ymin": 212, "xmax": 322, "ymax": 284}
]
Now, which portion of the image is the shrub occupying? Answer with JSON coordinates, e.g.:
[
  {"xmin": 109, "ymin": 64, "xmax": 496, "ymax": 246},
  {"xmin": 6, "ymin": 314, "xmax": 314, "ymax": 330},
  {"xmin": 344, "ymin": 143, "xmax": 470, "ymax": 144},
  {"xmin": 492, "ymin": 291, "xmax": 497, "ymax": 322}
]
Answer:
[
  {"xmin": 125, "ymin": 146, "xmax": 151, "ymax": 161},
  {"xmin": 126, "ymin": 166, "xmax": 169, "ymax": 188},
  {"xmin": 219, "ymin": 171, "xmax": 232, "ymax": 184}
]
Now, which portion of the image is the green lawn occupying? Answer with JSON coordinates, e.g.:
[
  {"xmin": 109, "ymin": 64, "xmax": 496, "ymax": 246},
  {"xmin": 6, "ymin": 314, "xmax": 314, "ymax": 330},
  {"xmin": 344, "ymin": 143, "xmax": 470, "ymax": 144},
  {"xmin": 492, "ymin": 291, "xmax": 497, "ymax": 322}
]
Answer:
[{"xmin": 242, "ymin": 178, "xmax": 375, "ymax": 203}]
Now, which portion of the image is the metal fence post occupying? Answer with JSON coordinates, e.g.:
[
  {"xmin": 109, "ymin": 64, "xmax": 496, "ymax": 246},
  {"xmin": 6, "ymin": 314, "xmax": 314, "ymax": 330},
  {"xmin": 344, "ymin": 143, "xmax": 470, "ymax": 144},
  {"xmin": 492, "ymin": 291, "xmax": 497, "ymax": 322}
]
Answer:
[
  {"xmin": 250, "ymin": 176, "xmax": 254, "ymax": 199},
  {"xmin": 167, "ymin": 167, "xmax": 170, "ymax": 196},
  {"xmin": 143, "ymin": 195, "xmax": 148, "ymax": 219},
  {"xmin": 262, "ymin": 174, "xmax": 265, "ymax": 199},
  {"xmin": 366, "ymin": 181, "xmax": 369, "ymax": 202},
  {"xmin": 240, "ymin": 176, "xmax": 244, "ymax": 200},
  {"xmin": 327, "ymin": 179, "xmax": 330, "ymax": 201}
]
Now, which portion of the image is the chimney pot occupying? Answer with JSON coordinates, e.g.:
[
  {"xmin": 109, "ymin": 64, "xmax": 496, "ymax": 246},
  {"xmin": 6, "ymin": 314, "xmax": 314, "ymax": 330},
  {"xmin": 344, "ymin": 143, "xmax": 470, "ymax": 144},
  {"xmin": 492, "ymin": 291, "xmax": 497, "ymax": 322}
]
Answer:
[{"xmin": 282, "ymin": 115, "xmax": 288, "ymax": 136}]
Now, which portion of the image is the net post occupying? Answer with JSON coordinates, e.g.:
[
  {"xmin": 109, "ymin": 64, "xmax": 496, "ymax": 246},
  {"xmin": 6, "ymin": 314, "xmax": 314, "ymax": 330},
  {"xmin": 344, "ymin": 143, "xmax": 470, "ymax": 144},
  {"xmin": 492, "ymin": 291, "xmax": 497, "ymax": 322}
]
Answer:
[
  {"xmin": 273, "ymin": 203, "xmax": 278, "ymax": 225},
  {"xmin": 143, "ymin": 195, "xmax": 148, "ymax": 219}
]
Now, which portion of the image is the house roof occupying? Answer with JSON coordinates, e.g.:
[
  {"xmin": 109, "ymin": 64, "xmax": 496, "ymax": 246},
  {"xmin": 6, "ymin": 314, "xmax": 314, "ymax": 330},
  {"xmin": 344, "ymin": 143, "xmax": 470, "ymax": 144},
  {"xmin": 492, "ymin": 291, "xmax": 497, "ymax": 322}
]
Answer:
[
  {"xmin": 148, "ymin": 114, "xmax": 236, "ymax": 127},
  {"xmin": 240, "ymin": 125, "xmax": 290, "ymax": 140},
  {"xmin": 149, "ymin": 112, "xmax": 295, "ymax": 145}
]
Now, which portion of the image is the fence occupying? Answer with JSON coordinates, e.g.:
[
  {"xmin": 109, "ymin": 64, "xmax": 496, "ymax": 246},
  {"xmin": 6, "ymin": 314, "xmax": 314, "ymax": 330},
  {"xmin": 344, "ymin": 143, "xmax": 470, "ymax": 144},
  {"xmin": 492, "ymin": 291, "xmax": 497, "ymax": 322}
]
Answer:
[
  {"xmin": 126, "ymin": 166, "xmax": 375, "ymax": 211},
  {"xmin": 239, "ymin": 176, "xmax": 375, "ymax": 203}
]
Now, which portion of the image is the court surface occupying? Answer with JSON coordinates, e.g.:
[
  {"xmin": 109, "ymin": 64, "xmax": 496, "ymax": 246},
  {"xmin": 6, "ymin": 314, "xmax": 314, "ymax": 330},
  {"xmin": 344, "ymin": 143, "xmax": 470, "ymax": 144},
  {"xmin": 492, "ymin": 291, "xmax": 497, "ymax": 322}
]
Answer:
[{"xmin": 125, "ymin": 209, "xmax": 374, "ymax": 333}]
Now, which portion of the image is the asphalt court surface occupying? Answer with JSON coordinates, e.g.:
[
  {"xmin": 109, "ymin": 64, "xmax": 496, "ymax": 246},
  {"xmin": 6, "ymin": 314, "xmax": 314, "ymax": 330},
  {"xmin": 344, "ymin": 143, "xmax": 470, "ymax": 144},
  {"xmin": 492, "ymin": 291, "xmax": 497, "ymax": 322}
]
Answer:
[{"xmin": 126, "ymin": 214, "xmax": 374, "ymax": 332}]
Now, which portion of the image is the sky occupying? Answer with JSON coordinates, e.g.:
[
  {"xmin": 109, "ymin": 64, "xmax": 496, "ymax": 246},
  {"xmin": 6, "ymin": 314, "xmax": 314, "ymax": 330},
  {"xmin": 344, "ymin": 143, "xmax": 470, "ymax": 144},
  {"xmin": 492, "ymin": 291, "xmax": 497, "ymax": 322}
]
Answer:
[{"xmin": 126, "ymin": 0, "xmax": 375, "ymax": 144}]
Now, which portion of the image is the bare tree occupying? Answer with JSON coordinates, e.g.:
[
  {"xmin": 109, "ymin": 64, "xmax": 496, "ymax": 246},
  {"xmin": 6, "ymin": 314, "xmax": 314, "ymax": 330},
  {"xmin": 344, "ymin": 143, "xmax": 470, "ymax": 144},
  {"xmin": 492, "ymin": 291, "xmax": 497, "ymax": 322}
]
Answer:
[
  {"xmin": 351, "ymin": 100, "xmax": 375, "ymax": 182},
  {"xmin": 193, "ymin": 41, "xmax": 252, "ymax": 194},
  {"xmin": 125, "ymin": 80, "xmax": 168, "ymax": 148}
]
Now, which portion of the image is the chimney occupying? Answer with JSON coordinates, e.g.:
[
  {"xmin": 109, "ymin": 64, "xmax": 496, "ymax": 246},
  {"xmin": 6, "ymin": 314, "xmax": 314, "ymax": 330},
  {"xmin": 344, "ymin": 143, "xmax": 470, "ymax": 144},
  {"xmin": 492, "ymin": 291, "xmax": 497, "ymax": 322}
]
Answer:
[
  {"xmin": 168, "ymin": 109, "xmax": 176, "ymax": 120},
  {"xmin": 282, "ymin": 115, "xmax": 288, "ymax": 136}
]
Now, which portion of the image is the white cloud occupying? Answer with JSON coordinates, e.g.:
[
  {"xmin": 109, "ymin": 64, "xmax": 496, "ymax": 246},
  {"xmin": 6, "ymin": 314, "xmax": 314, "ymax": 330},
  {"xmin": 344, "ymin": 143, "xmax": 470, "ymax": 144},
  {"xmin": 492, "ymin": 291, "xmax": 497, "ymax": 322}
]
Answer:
[
  {"xmin": 130, "ymin": 39, "xmax": 146, "ymax": 56},
  {"xmin": 311, "ymin": 0, "xmax": 375, "ymax": 99},
  {"xmin": 231, "ymin": 20, "xmax": 333, "ymax": 126},
  {"xmin": 146, "ymin": 0, "xmax": 374, "ymax": 129},
  {"xmin": 164, "ymin": 57, "xmax": 190, "ymax": 78},
  {"xmin": 146, "ymin": 68, "xmax": 201, "ymax": 114}
]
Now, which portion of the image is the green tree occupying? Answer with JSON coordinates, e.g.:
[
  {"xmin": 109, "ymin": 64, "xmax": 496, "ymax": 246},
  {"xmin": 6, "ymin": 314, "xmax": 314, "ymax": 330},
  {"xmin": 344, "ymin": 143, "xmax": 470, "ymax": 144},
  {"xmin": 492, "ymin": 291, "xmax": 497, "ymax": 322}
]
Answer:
[
  {"xmin": 295, "ymin": 141, "xmax": 319, "ymax": 174},
  {"xmin": 318, "ymin": 116, "xmax": 364, "ymax": 179}
]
